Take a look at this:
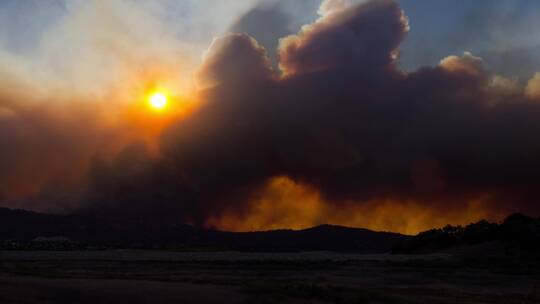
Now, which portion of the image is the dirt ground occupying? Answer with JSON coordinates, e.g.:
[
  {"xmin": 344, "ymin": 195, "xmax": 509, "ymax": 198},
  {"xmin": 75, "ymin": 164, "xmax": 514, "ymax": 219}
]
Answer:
[{"xmin": 1, "ymin": 251, "xmax": 539, "ymax": 303}]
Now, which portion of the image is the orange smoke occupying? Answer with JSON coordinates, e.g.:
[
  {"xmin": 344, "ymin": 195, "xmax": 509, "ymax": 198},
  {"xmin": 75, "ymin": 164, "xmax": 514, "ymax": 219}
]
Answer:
[
  {"xmin": 0, "ymin": 57, "xmax": 198, "ymax": 208},
  {"xmin": 206, "ymin": 176, "xmax": 510, "ymax": 235},
  {"xmin": 91, "ymin": 61, "xmax": 199, "ymax": 154}
]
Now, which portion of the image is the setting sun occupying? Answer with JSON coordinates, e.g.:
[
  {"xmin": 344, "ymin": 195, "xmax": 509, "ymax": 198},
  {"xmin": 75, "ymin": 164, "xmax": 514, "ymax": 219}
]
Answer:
[{"xmin": 148, "ymin": 92, "xmax": 168, "ymax": 110}]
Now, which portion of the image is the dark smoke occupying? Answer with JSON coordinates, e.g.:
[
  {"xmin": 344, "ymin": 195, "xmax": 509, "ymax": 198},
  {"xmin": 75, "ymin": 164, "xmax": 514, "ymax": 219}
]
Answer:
[{"xmin": 78, "ymin": 0, "xmax": 540, "ymax": 227}]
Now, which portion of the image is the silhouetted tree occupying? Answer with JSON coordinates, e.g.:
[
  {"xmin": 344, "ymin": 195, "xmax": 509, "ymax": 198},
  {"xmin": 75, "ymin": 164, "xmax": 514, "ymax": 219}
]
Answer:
[{"xmin": 393, "ymin": 213, "xmax": 540, "ymax": 255}]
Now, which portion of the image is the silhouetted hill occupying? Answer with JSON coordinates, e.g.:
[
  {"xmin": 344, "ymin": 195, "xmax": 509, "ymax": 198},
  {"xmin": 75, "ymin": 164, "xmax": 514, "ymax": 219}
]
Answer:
[
  {"xmin": 392, "ymin": 213, "xmax": 540, "ymax": 256},
  {"xmin": 0, "ymin": 208, "xmax": 407, "ymax": 253}
]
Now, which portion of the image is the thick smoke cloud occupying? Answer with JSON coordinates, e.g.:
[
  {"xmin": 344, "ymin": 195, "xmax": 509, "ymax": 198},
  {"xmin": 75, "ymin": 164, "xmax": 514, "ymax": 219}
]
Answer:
[
  {"xmin": 3, "ymin": 0, "xmax": 540, "ymax": 232},
  {"xmin": 80, "ymin": 0, "xmax": 540, "ymax": 232},
  {"xmin": 0, "ymin": 93, "xmax": 122, "ymax": 211},
  {"xmin": 279, "ymin": 0, "xmax": 407, "ymax": 75},
  {"xmin": 196, "ymin": 34, "xmax": 275, "ymax": 88},
  {"xmin": 229, "ymin": 3, "xmax": 292, "ymax": 70},
  {"xmin": 233, "ymin": 0, "xmax": 540, "ymax": 80},
  {"xmin": 526, "ymin": 73, "xmax": 540, "ymax": 100},
  {"xmin": 0, "ymin": 0, "xmax": 204, "ymax": 211}
]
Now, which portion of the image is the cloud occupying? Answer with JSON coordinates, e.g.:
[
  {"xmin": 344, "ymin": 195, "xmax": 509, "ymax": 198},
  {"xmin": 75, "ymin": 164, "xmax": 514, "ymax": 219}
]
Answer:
[
  {"xmin": 526, "ymin": 73, "xmax": 540, "ymax": 100},
  {"xmin": 440, "ymin": 51, "xmax": 484, "ymax": 76},
  {"xmin": 0, "ymin": 107, "xmax": 16, "ymax": 120},
  {"xmin": 318, "ymin": 0, "xmax": 369, "ymax": 16},
  {"xmin": 196, "ymin": 34, "xmax": 275, "ymax": 89},
  {"xmin": 229, "ymin": 4, "xmax": 292, "ymax": 70},
  {"xmin": 488, "ymin": 75, "xmax": 520, "ymax": 96},
  {"xmin": 278, "ymin": 0, "xmax": 408, "ymax": 75}
]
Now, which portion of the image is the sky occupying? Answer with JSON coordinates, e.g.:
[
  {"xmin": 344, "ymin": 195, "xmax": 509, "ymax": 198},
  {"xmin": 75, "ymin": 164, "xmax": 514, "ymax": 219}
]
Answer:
[{"xmin": 1, "ymin": 0, "xmax": 540, "ymax": 234}]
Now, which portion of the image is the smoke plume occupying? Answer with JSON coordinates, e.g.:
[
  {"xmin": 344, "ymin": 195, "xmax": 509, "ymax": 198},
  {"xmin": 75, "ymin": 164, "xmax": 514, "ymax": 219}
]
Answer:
[{"xmin": 2, "ymin": 0, "xmax": 540, "ymax": 233}]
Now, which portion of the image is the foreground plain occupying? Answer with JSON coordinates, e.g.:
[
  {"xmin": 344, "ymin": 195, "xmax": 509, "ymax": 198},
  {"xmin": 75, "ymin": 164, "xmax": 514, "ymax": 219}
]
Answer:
[{"xmin": 1, "ymin": 250, "xmax": 539, "ymax": 303}]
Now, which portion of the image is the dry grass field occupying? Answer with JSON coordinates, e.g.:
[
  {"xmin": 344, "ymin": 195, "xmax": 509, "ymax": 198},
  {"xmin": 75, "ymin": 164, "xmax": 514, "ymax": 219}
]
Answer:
[{"xmin": 1, "ymin": 251, "xmax": 539, "ymax": 303}]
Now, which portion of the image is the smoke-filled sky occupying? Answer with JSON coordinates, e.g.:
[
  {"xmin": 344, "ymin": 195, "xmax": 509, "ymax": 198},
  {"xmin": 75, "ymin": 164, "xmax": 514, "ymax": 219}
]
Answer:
[{"xmin": 1, "ymin": 0, "xmax": 540, "ymax": 234}]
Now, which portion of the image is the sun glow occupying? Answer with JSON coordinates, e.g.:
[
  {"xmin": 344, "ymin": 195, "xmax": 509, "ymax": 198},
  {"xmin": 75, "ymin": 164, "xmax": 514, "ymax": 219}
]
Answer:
[{"xmin": 148, "ymin": 92, "xmax": 168, "ymax": 110}]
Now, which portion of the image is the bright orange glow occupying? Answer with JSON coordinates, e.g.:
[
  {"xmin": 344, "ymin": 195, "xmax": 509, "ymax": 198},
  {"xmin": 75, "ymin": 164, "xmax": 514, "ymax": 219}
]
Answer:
[
  {"xmin": 148, "ymin": 92, "xmax": 168, "ymax": 110},
  {"xmin": 206, "ymin": 176, "xmax": 510, "ymax": 235},
  {"xmin": 114, "ymin": 84, "xmax": 199, "ymax": 154}
]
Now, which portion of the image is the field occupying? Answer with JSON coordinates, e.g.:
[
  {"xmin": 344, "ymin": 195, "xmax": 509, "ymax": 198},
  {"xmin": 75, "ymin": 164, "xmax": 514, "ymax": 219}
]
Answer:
[{"xmin": 1, "ymin": 251, "xmax": 539, "ymax": 303}]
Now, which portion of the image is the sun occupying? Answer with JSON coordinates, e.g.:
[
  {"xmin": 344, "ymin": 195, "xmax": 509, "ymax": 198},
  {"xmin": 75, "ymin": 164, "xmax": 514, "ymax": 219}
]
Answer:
[{"xmin": 148, "ymin": 92, "xmax": 168, "ymax": 110}]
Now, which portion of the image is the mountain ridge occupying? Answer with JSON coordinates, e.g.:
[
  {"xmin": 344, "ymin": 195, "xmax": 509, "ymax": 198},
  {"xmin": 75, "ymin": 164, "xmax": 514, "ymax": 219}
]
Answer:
[{"xmin": 0, "ymin": 208, "xmax": 408, "ymax": 253}]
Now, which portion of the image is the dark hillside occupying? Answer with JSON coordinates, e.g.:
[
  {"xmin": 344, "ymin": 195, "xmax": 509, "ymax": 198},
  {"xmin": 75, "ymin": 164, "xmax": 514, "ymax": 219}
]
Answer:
[{"xmin": 0, "ymin": 208, "xmax": 406, "ymax": 253}]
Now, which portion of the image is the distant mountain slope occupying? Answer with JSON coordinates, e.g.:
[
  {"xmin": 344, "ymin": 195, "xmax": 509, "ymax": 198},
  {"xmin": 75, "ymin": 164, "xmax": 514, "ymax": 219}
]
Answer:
[{"xmin": 0, "ymin": 208, "xmax": 407, "ymax": 253}]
